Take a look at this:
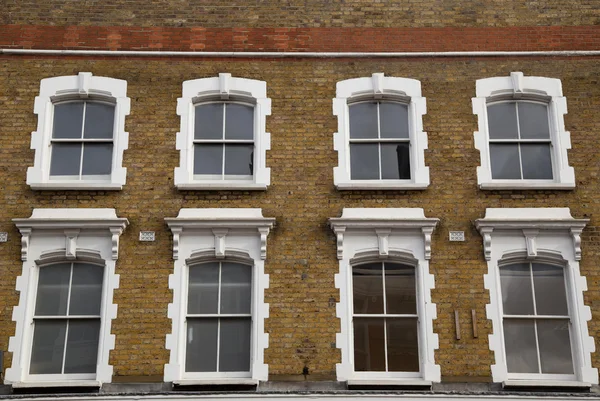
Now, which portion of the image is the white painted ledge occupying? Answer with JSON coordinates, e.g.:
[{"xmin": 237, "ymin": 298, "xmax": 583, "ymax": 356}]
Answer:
[
  {"xmin": 29, "ymin": 182, "xmax": 124, "ymax": 191},
  {"xmin": 479, "ymin": 182, "xmax": 575, "ymax": 190},
  {"xmin": 347, "ymin": 379, "xmax": 432, "ymax": 387},
  {"xmin": 11, "ymin": 380, "xmax": 101, "ymax": 388},
  {"xmin": 336, "ymin": 182, "xmax": 429, "ymax": 191},
  {"xmin": 503, "ymin": 380, "xmax": 591, "ymax": 388},
  {"xmin": 173, "ymin": 378, "xmax": 258, "ymax": 386},
  {"xmin": 176, "ymin": 182, "xmax": 268, "ymax": 191}
]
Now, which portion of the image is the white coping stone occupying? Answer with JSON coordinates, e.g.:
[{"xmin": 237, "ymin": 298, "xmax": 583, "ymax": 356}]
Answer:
[
  {"xmin": 482, "ymin": 208, "xmax": 574, "ymax": 220},
  {"xmin": 338, "ymin": 208, "xmax": 427, "ymax": 220},
  {"xmin": 175, "ymin": 208, "xmax": 266, "ymax": 219},
  {"xmin": 29, "ymin": 208, "xmax": 119, "ymax": 220}
]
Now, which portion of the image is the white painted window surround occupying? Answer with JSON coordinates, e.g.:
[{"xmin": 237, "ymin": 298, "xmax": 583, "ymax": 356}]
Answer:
[
  {"xmin": 174, "ymin": 74, "xmax": 271, "ymax": 190},
  {"xmin": 333, "ymin": 73, "xmax": 429, "ymax": 190},
  {"xmin": 6, "ymin": 209, "xmax": 128, "ymax": 388},
  {"xmin": 329, "ymin": 208, "xmax": 440, "ymax": 385},
  {"xmin": 164, "ymin": 208, "xmax": 274, "ymax": 385},
  {"xmin": 473, "ymin": 72, "xmax": 575, "ymax": 190},
  {"xmin": 475, "ymin": 208, "xmax": 597, "ymax": 388},
  {"xmin": 27, "ymin": 72, "xmax": 130, "ymax": 190}
]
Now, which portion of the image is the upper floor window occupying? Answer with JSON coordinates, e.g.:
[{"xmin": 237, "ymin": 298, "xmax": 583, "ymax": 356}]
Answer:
[
  {"xmin": 27, "ymin": 72, "xmax": 130, "ymax": 190},
  {"xmin": 333, "ymin": 73, "xmax": 429, "ymax": 190},
  {"xmin": 175, "ymin": 74, "xmax": 271, "ymax": 190},
  {"xmin": 473, "ymin": 72, "xmax": 575, "ymax": 190}
]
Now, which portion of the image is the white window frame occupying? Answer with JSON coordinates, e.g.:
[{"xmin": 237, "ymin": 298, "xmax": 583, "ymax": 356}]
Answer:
[
  {"xmin": 27, "ymin": 72, "xmax": 130, "ymax": 190},
  {"xmin": 164, "ymin": 208, "xmax": 274, "ymax": 385},
  {"xmin": 329, "ymin": 208, "xmax": 440, "ymax": 386},
  {"xmin": 475, "ymin": 208, "xmax": 597, "ymax": 388},
  {"xmin": 174, "ymin": 74, "xmax": 271, "ymax": 190},
  {"xmin": 473, "ymin": 72, "xmax": 575, "ymax": 190},
  {"xmin": 6, "ymin": 209, "xmax": 128, "ymax": 388},
  {"xmin": 333, "ymin": 73, "xmax": 429, "ymax": 190}
]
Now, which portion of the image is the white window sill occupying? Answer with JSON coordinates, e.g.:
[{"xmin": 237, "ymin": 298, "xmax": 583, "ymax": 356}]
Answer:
[
  {"xmin": 176, "ymin": 182, "xmax": 268, "ymax": 191},
  {"xmin": 29, "ymin": 182, "xmax": 123, "ymax": 191},
  {"xmin": 479, "ymin": 181, "xmax": 575, "ymax": 190},
  {"xmin": 503, "ymin": 380, "xmax": 591, "ymax": 388},
  {"xmin": 173, "ymin": 378, "xmax": 258, "ymax": 386},
  {"xmin": 11, "ymin": 380, "xmax": 101, "ymax": 388},
  {"xmin": 336, "ymin": 182, "xmax": 429, "ymax": 191},
  {"xmin": 347, "ymin": 379, "xmax": 432, "ymax": 387}
]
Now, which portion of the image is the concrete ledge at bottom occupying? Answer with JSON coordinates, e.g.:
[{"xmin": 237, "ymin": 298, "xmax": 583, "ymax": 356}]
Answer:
[
  {"xmin": 173, "ymin": 378, "xmax": 258, "ymax": 386},
  {"xmin": 503, "ymin": 380, "xmax": 591, "ymax": 389},
  {"xmin": 347, "ymin": 379, "xmax": 432, "ymax": 387},
  {"xmin": 11, "ymin": 380, "xmax": 101, "ymax": 388},
  {"xmin": 259, "ymin": 381, "xmax": 347, "ymax": 391}
]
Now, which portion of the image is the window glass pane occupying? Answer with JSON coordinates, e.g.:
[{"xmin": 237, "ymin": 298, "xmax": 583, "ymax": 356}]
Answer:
[
  {"xmin": 64, "ymin": 319, "xmax": 100, "ymax": 374},
  {"xmin": 82, "ymin": 143, "xmax": 113, "ymax": 176},
  {"xmin": 225, "ymin": 104, "xmax": 254, "ymax": 140},
  {"xmin": 387, "ymin": 318, "xmax": 419, "ymax": 372},
  {"xmin": 353, "ymin": 263, "xmax": 384, "ymax": 314},
  {"xmin": 50, "ymin": 143, "xmax": 82, "ymax": 176},
  {"xmin": 30, "ymin": 320, "xmax": 67, "ymax": 374},
  {"xmin": 349, "ymin": 102, "xmax": 378, "ymax": 139},
  {"xmin": 380, "ymin": 103, "xmax": 409, "ymax": 139},
  {"xmin": 194, "ymin": 144, "xmax": 223, "ymax": 175},
  {"xmin": 69, "ymin": 263, "xmax": 103, "ymax": 316},
  {"xmin": 518, "ymin": 102, "xmax": 550, "ymax": 139},
  {"xmin": 53, "ymin": 102, "xmax": 84, "ymax": 139},
  {"xmin": 35, "ymin": 263, "xmax": 71, "ymax": 316},
  {"xmin": 220, "ymin": 262, "xmax": 252, "ymax": 314},
  {"xmin": 532, "ymin": 264, "xmax": 568, "ymax": 316},
  {"xmin": 521, "ymin": 144, "xmax": 553, "ymax": 180},
  {"xmin": 195, "ymin": 103, "xmax": 223, "ymax": 140},
  {"xmin": 350, "ymin": 143, "xmax": 379, "ymax": 180},
  {"xmin": 219, "ymin": 318, "xmax": 251, "ymax": 372},
  {"xmin": 381, "ymin": 143, "xmax": 410, "ymax": 180},
  {"xmin": 385, "ymin": 263, "xmax": 416, "ymax": 315},
  {"xmin": 188, "ymin": 263, "xmax": 219, "ymax": 314},
  {"xmin": 487, "ymin": 102, "xmax": 518, "ymax": 139},
  {"xmin": 503, "ymin": 319, "xmax": 539, "ymax": 373},
  {"xmin": 224, "ymin": 144, "xmax": 254, "ymax": 176},
  {"xmin": 83, "ymin": 102, "xmax": 115, "ymax": 139},
  {"xmin": 186, "ymin": 318, "xmax": 218, "ymax": 372},
  {"xmin": 500, "ymin": 264, "xmax": 534, "ymax": 315},
  {"xmin": 353, "ymin": 317, "xmax": 385, "ymax": 371},
  {"xmin": 538, "ymin": 319, "xmax": 574, "ymax": 374},
  {"xmin": 489, "ymin": 144, "xmax": 521, "ymax": 179}
]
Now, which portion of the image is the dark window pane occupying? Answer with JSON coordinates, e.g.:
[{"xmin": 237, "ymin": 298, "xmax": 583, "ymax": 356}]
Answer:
[
  {"xmin": 381, "ymin": 143, "xmax": 410, "ymax": 180},
  {"xmin": 380, "ymin": 103, "xmax": 409, "ymax": 139},
  {"xmin": 53, "ymin": 102, "xmax": 84, "ymax": 139},
  {"xmin": 521, "ymin": 144, "xmax": 553, "ymax": 179},
  {"xmin": 532, "ymin": 264, "xmax": 568, "ymax": 316},
  {"xmin": 50, "ymin": 143, "xmax": 82, "ymax": 176},
  {"xmin": 69, "ymin": 263, "xmax": 103, "ymax": 316},
  {"xmin": 518, "ymin": 102, "xmax": 550, "ymax": 139},
  {"xmin": 64, "ymin": 320, "xmax": 100, "ymax": 374},
  {"xmin": 488, "ymin": 103, "xmax": 518, "ymax": 139},
  {"xmin": 194, "ymin": 144, "xmax": 223, "ymax": 175},
  {"xmin": 353, "ymin": 318, "xmax": 385, "ymax": 371},
  {"xmin": 349, "ymin": 102, "xmax": 378, "ymax": 139},
  {"xmin": 385, "ymin": 263, "xmax": 416, "ymax": 315},
  {"xmin": 225, "ymin": 104, "xmax": 254, "ymax": 140},
  {"xmin": 186, "ymin": 318, "xmax": 218, "ymax": 372},
  {"xmin": 219, "ymin": 318, "xmax": 251, "ymax": 372},
  {"xmin": 35, "ymin": 263, "xmax": 71, "ymax": 316},
  {"xmin": 30, "ymin": 320, "xmax": 67, "ymax": 374},
  {"xmin": 538, "ymin": 319, "xmax": 574, "ymax": 374},
  {"xmin": 220, "ymin": 262, "xmax": 252, "ymax": 314},
  {"xmin": 500, "ymin": 264, "xmax": 534, "ymax": 315},
  {"xmin": 490, "ymin": 144, "xmax": 521, "ymax": 179},
  {"xmin": 83, "ymin": 102, "xmax": 115, "ymax": 139},
  {"xmin": 82, "ymin": 143, "xmax": 113, "ymax": 176},
  {"xmin": 387, "ymin": 318, "xmax": 419, "ymax": 372},
  {"xmin": 224, "ymin": 144, "xmax": 253, "ymax": 176},
  {"xmin": 350, "ymin": 143, "xmax": 379, "ymax": 180},
  {"xmin": 503, "ymin": 319, "xmax": 539, "ymax": 373},
  {"xmin": 353, "ymin": 263, "xmax": 384, "ymax": 314},
  {"xmin": 188, "ymin": 263, "xmax": 219, "ymax": 314},
  {"xmin": 195, "ymin": 103, "xmax": 223, "ymax": 139}
]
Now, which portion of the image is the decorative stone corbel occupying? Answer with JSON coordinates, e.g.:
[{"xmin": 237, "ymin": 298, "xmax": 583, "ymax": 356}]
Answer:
[
  {"xmin": 510, "ymin": 71, "xmax": 524, "ymax": 98},
  {"xmin": 109, "ymin": 227, "xmax": 123, "ymax": 260},
  {"xmin": 522, "ymin": 229, "xmax": 539, "ymax": 260},
  {"xmin": 19, "ymin": 228, "xmax": 31, "ymax": 261},
  {"xmin": 421, "ymin": 226, "xmax": 434, "ymax": 260},
  {"xmin": 375, "ymin": 228, "xmax": 391, "ymax": 259},
  {"xmin": 219, "ymin": 73, "xmax": 231, "ymax": 100},
  {"xmin": 571, "ymin": 227, "xmax": 583, "ymax": 261},
  {"xmin": 212, "ymin": 228, "xmax": 229, "ymax": 259},
  {"xmin": 171, "ymin": 227, "xmax": 182, "ymax": 260},
  {"xmin": 333, "ymin": 226, "xmax": 346, "ymax": 260},
  {"xmin": 78, "ymin": 72, "xmax": 92, "ymax": 98},
  {"xmin": 64, "ymin": 229, "xmax": 80, "ymax": 260},
  {"xmin": 479, "ymin": 227, "xmax": 494, "ymax": 261},
  {"xmin": 371, "ymin": 73, "xmax": 384, "ymax": 99},
  {"xmin": 257, "ymin": 227, "xmax": 270, "ymax": 260}
]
